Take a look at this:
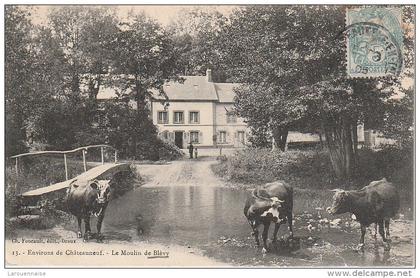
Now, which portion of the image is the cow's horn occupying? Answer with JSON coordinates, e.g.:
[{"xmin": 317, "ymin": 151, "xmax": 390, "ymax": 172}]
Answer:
[{"xmin": 329, "ymin": 189, "xmax": 343, "ymax": 192}]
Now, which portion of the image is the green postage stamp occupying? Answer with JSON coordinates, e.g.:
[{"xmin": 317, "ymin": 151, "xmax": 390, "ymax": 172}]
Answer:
[{"xmin": 346, "ymin": 7, "xmax": 404, "ymax": 78}]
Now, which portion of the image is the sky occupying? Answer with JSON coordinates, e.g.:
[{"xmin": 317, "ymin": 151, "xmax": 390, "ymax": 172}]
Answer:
[
  {"xmin": 25, "ymin": 4, "xmax": 413, "ymax": 91},
  {"xmin": 29, "ymin": 5, "xmax": 236, "ymax": 26}
]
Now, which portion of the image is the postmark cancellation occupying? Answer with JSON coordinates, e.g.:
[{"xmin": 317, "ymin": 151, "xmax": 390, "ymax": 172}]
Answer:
[{"xmin": 346, "ymin": 7, "xmax": 404, "ymax": 78}]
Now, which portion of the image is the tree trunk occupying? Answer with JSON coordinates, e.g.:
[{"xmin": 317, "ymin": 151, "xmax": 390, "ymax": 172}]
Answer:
[
  {"xmin": 133, "ymin": 77, "xmax": 148, "ymax": 159},
  {"xmin": 271, "ymin": 126, "xmax": 288, "ymax": 152},
  {"xmin": 351, "ymin": 123, "xmax": 358, "ymax": 159},
  {"xmin": 323, "ymin": 115, "xmax": 357, "ymax": 182},
  {"xmin": 318, "ymin": 131, "xmax": 324, "ymax": 148}
]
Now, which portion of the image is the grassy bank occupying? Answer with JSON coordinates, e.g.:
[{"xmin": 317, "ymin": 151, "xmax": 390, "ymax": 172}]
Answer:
[{"xmin": 212, "ymin": 146, "xmax": 413, "ymax": 193}]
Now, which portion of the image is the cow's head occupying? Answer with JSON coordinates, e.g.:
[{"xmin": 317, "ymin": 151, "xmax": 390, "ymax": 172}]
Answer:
[
  {"xmin": 261, "ymin": 197, "xmax": 285, "ymax": 223},
  {"xmin": 327, "ymin": 189, "xmax": 350, "ymax": 215},
  {"xmin": 89, "ymin": 180, "xmax": 112, "ymax": 205}
]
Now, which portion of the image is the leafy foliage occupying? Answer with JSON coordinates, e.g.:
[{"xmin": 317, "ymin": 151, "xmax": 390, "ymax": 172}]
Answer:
[
  {"xmin": 217, "ymin": 6, "xmax": 414, "ymax": 179},
  {"xmin": 213, "ymin": 147, "xmax": 413, "ymax": 192},
  {"xmin": 5, "ymin": 7, "xmax": 181, "ymax": 161},
  {"xmin": 168, "ymin": 8, "xmax": 229, "ymax": 80},
  {"xmin": 5, "ymin": 6, "xmax": 34, "ymax": 156}
]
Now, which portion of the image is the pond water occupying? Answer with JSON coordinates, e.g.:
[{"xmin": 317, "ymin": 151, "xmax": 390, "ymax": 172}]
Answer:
[{"xmin": 99, "ymin": 184, "xmax": 414, "ymax": 267}]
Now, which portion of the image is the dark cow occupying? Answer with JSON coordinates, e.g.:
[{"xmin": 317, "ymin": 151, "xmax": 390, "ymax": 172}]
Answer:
[
  {"xmin": 327, "ymin": 178, "xmax": 399, "ymax": 251},
  {"xmin": 66, "ymin": 179, "xmax": 112, "ymax": 241},
  {"xmin": 244, "ymin": 181, "xmax": 293, "ymax": 253}
]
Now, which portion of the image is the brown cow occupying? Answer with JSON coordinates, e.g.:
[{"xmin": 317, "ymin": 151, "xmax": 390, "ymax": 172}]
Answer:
[
  {"xmin": 66, "ymin": 179, "xmax": 112, "ymax": 242},
  {"xmin": 327, "ymin": 178, "xmax": 399, "ymax": 251}
]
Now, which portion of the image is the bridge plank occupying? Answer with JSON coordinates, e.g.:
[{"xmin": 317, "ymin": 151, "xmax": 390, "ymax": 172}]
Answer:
[{"xmin": 21, "ymin": 163, "xmax": 130, "ymax": 197}]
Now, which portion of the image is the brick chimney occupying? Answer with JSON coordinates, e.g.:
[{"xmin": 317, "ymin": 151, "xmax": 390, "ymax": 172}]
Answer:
[{"xmin": 206, "ymin": 69, "xmax": 212, "ymax": 82}]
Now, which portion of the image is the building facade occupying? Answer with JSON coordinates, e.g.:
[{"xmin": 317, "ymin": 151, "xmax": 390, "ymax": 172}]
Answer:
[{"xmin": 151, "ymin": 70, "xmax": 248, "ymax": 149}]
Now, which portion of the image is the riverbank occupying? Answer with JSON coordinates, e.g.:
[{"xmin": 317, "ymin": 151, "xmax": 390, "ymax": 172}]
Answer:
[{"xmin": 211, "ymin": 147, "xmax": 413, "ymax": 214}]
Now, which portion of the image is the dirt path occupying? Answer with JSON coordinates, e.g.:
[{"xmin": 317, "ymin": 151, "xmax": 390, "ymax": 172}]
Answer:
[{"xmin": 137, "ymin": 158, "xmax": 224, "ymax": 187}]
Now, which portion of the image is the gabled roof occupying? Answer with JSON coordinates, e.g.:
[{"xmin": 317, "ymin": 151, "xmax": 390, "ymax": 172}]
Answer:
[
  {"xmin": 214, "ymin": 82, "xmax": 241, "ymax": 103},
  {"xmin": 83, "ymin": 73, "xmax": 241, "ymax": 103},
  {"xmin": 152, "ymin": 76, "xmax": 240, "ymax": 103},
  {"xmin": 156, "ymin": 76, "xmax": 219, "ymax": 101}
]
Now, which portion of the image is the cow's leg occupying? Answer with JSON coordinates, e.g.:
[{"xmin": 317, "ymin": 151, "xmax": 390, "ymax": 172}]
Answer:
[
  {"xmin": 287, "ymin": 213, "xmax": 294, "ymax": 238},
  {"xmin": 252, "ymin": 228, "xmax": 260, "ymax": 247},
  {"xmin": 384, "ymin": 219, "xmax": 391, "ymax": 240},
  {"xmin": 83, "ymin": 216, "xmax": 92, "ymax": 241},
  {"xmin": 272, "ymin": 223, "xmax": 280, "ymax": 242},
  {"xmin": 248, "ymin": 220, "xmax": 260, "ymax": 246},
  {"xmin": 358, "ymin": 224, "xmax": 366, "ymax": 250},
  {"xmin": 373, "ymin": 222, "xmax": 378, "ymax": 239},
  {"xmin": 77, "ymin": 217, "xmax": 82, "ymax": 238},
  {"xmin": 262, "ymin": 222, "xmax": 270, "ymax": 253},
  {"xmin": 378, "ymin": 220, "xmax": 390, "ymax": 251},
  {"xmin": 96, "ymin": 212, "xmax": 105, "ymax": 242}
]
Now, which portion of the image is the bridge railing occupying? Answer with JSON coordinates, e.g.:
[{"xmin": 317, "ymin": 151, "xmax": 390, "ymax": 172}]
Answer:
[{"xmin": 10, "ymin": 145, "xmax": 118, "ymax": 188}]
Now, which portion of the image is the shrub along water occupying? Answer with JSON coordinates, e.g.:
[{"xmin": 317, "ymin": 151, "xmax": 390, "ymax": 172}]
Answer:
[
  {"xmin": 212, "ymin": 146, "xmax": 413, "ymax": 193},
  {"xmin": 213, "ymin": 147, "xmax": 335, "ymax": 188}
]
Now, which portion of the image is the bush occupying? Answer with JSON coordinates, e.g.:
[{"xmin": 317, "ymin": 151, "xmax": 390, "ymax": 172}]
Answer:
[
  {"xmin": 355, "ymin": 145, "xmax": 413, "ymax": 190},
  {"xmin": 157, "ymin": 140, "xmax": 184, "ymax": 161},
  {"xmin": 111, "ymin": 164, "xmax": 143, "ymax": 198},
  {"xmin": 134, "ymin": 138, "xmax": 183, "ymax": 161},
  {"xmin": 212, "ymin": 146, "xmax": 413, "ymax": 192},
  {"xmin": 213, "ymin": 147, "xmax": 336, "ymax": 188}
]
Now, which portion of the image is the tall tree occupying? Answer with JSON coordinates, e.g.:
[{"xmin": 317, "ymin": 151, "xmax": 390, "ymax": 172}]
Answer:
[
  {"xmin": 48, "ymin": 7, "xmax": 119, "ymax": 118},
  {"xmin": 222, "ymin": 6, "xmax": 412, "ymax": 180},
  {"xmin": 168, "ymin": 8, "xmax": 229, "ymax": 80},
  {"xmin": 5, "ymin": 6, "xmax": 34, "ymax": 156},
  {"xmin": 223, "ymin": 6, "xmax": 345, "ymax": 151},
  {"xmin": 109, "ymin": 12, "xmax": 179, "ymax": 156}
]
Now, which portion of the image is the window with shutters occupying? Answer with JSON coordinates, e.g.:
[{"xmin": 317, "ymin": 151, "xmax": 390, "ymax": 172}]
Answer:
[
  {"xmin": 189, "ymin": 111, "xmax": 200, "ymax": 124},
  {"xmin": 157, "ymin": 111, "xmax": 168, "ymax": 124},
  {"xmin": 190, "ymin": 131, "xmax": 200, "ymax": 143},
  {"xmin": 161, "ymin": 130, "xmax": 169, "ymax": 140},
  {"xmin": 238, "ymin": 131, "xmax": 245, "ymax": 144},
  {"xmin": 173, "ymin": 111, "xmax": 184, "ymax": 124},
  {"xmin": 168, "ymin": 132, "xmax": 174, "ymax": 142},
  {"xmin": 219, "ymin": 131, "xmax": 227, "ymax": 143}
]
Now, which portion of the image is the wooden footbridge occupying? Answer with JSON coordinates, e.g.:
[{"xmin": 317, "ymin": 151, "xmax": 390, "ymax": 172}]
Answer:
[{"xmin": 10, "ymin": 145, "xmax": 131, "ymax": 200}]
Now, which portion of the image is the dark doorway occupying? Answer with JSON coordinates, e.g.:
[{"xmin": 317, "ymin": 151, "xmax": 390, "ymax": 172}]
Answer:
[{"xmin": 175, "ymin": 131, "xmax": 183, "ymax": 149}]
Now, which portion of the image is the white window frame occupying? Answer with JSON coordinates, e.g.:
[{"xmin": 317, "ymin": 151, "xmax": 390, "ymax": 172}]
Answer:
[
  {"xmin": 157, "ymin": 111, "xmax": 168, "ymax": 124},
  {"xmin": 237, "ymin": 131, "xmax": 245, "ymax": 144},
  {"xmin": 219, "ymin": 131, "xmax": 227, "ymax": 144},
  {"xmin": 189, "ymin": 111, "xmax": 200, "ymax": 124},
  {"xmin": 190, "ymin": 131, "xmax": 200, "ymax": 143},
  {"xmin": 173, "ymin": 111, "xmax": 184, "ymax": 124}
]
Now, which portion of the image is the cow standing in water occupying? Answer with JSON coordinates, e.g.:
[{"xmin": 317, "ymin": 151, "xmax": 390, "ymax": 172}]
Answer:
[
  {"xmin": 327, "ymin": 178, "xmax": 399, "ymax": 251},
  {"xmin": 66, "ymin": 179, "xmax": 112, "ymax": 242},
  {"xmin": 244, "ymin": 181, "xmax": 293, "ymax": 253}
]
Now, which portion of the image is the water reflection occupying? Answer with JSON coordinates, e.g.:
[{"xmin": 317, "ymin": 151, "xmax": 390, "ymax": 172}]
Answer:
[
  {"xmin": 99, "ymin": 184, "xmax": 412, "ymax": 266},
  {"xmin": 103, "ymin": 186, "xmax": 251, "ymax": 244}
]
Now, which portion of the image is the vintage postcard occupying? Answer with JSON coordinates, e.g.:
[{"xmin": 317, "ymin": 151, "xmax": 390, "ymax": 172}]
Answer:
[{"xmin": 3, "ymin": 2, "xmax": 415, "ymax": 271}]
